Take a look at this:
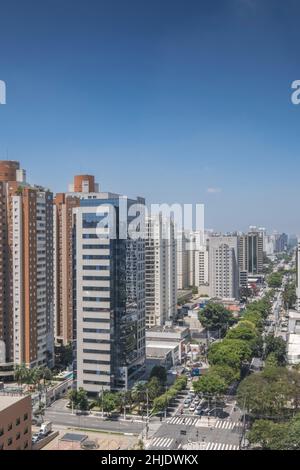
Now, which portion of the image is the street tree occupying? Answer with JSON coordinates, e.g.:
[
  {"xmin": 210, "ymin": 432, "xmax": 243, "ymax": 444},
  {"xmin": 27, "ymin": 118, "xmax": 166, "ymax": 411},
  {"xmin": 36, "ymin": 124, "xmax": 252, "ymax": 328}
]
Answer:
[
  {"xmin": 149, "ymin": 365, "xmax": 167, "ymax": 385},
  {"xmin": 264, "ymin": 334, "xmax": 286, "ymax": 365},
  {"xmin": 208, "ymin": 339, "xmax": 252, "ymax": 370},
  {"xmin": 193, "ymin": 373, "xmax": 227, "ymax": 396},
  {"xmin": 198, "ymin": 302, "xmax": 235, "ymax": 337}
]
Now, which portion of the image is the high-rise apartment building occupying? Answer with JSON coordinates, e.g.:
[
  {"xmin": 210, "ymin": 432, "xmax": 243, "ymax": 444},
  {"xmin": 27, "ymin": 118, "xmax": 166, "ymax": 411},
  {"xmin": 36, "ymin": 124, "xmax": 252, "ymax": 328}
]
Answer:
[
  {"xmin": 209, "ymin": 235, "xmax": 239, "ymax": 300},
  {"xmin": 70, "ymin": 184, "xmax": 146, "ymax": 395},
  {"xmin": 145, "ymin": 216, "xmax": 177, "ymax": 328},
  {"xmin": 0, "ymin": 161, "xmax": 54, "ymax": 369},
  {"xmin": 238, "ymin": 228, "xmax": 263, "ymax": 276},
  {"xmin": 53, "ymin": 193, "xmax": 79, "ymax": 345},
  {"xmin": 194, "ymin": 245, "xmax": 209, "ymax": 287},
  {"xmin": 176, "ymin": 231, "xmax": 190, "ymax": 290}
]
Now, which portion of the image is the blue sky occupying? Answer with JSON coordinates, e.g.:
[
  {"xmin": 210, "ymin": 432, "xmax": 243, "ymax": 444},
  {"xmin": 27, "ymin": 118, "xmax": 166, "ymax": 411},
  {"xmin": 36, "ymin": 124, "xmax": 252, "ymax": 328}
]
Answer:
[{"xmin": 0, "ymin": 0, "xmax": 300, "ymax": 233}]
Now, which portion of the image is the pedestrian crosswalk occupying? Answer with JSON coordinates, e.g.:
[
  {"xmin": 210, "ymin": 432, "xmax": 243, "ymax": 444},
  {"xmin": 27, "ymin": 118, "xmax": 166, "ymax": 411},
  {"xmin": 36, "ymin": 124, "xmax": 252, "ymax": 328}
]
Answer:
[
  {"xmin": 214, "ymin": 420, "xmax": 241, "ymax": 430},
  {"xmin": 167, "ymin": 416, "xmax": 241, "ymax": 431},
  {"xmin": 167, "ymin": 416, "xmax": 199, "ymax": 426},
  {"xmin": 204, "ymin": 442, "xmax": 239, "ymax": 451},
  {"xmin": 150, "ymin": 437, "xmax": 175, "ymax": 449}
]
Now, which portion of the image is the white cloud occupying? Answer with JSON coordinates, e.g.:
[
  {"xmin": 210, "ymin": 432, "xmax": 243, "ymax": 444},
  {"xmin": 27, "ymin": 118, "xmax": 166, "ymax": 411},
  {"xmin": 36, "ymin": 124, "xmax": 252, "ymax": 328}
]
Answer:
[{"xmin": 207, "ymin": 187, "xmax": 222, "ymax": 194}]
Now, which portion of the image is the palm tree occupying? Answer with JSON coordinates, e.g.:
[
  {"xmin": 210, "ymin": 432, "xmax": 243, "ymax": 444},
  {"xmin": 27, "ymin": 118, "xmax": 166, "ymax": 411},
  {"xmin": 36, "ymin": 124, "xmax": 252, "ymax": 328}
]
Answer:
[{"xmin": 14, "ymin": 364, "xmax": 27, "ymax": 388}]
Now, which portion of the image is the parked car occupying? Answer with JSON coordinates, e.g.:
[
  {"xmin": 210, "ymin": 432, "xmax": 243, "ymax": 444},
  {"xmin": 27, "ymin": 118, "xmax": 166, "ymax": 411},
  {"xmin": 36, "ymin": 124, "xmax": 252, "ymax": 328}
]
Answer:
[
  {"xmin": 189, "ymin": 404, "xmax": 196, "ymax": 412},
  {"xmin": 32, "ymin": 433, "xmax": 40, "ymax": 444}
]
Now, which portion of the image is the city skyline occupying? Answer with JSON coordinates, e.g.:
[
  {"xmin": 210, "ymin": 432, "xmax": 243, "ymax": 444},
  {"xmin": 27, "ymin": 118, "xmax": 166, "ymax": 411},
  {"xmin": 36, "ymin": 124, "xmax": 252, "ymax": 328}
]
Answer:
[{"xmin": 0, "ymin": 0, "xmax": 300, "ymax": 233}]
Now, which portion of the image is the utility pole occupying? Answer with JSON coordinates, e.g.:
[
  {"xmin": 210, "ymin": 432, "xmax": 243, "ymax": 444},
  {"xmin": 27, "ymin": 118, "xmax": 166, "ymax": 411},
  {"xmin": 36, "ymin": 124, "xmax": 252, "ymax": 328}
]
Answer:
[
  {"xmin": 239, "ymin": 397, "xmax": 247, "ymax": 449},
  {"xmin": 145, "ymin": 388, "xmax": 149, "ymax": 440},
  {"xmin": 99, "ymin": 386, "xmax": 104, "ymax": 417},
  {"xmin": 123, "ymin": 393, "xmax": 126, "ymax": 421}
]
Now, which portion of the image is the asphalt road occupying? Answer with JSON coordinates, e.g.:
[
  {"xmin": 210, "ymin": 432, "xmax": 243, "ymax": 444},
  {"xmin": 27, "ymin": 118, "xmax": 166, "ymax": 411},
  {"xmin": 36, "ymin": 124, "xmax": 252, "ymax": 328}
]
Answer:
[
  {"xmin": 146, "ymin": 392, "xmax": 243, "ymax": 451},
  {"xmin": 44, "ymin": 408, "xmax": 145, "ymax": 434}
]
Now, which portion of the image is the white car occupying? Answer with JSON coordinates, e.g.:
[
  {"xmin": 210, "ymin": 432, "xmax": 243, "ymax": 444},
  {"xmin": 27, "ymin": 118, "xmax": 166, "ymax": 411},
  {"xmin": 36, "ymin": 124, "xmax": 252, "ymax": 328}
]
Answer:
[{"xmin": 189, "ymin": 404, "xmax": 196, "ymax": 412}]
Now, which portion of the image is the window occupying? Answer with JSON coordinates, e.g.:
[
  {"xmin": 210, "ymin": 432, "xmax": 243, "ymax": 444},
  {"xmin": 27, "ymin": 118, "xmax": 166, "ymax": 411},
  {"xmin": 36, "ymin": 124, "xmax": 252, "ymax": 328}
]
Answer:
[
  {"xmin": 16, "ymin": 432, "xmax": 21, "ymax": 440},
  {"xmin": 24, "ymin": 427, "xmax": 28, "ymax": 435},
  {"xmin": 83, "ymin": 255, "xmax": 110, "ymax": 260},
  {"xmin": 7, "ymin": 423, "xmax": 12, "ymax": 432},
  {"xmin": 83, "ymin": 286, "xmax": 110, "ymax": 292},
  {"xmin": 16, "ymin": 418, "xmax": 20, "ymax": 426},
  {"xmin": 0, "ymin": 428, "xmax": 3, "ymax": 437},
  {"xmin": 23, "ymin": 413, "xmax": 28, "ymax": 421},
  {"xmin": 82, "ymin": 213, "xmax": 107, "ymax": 229},
  {"xmin": 7, "ymin": 438, "xmax": 13, "ymax": 447}
]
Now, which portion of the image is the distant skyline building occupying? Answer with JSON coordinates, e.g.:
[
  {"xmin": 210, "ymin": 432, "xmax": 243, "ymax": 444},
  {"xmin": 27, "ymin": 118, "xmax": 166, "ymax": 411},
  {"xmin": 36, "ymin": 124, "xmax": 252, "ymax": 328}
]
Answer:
[{"xmin": 238, "ymin": 227, "xmax": 263, "ymax": 276}]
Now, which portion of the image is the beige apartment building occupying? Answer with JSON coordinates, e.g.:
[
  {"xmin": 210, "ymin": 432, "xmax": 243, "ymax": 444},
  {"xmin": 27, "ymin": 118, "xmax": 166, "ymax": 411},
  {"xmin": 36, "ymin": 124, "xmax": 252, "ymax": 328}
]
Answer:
[
  {"xmin": 0, "ymin": 161, "xmax": 54, "ymax": 372},
  {"xmin": 145, "ymin": 215, "xmax": 177, "ymax": 328}
]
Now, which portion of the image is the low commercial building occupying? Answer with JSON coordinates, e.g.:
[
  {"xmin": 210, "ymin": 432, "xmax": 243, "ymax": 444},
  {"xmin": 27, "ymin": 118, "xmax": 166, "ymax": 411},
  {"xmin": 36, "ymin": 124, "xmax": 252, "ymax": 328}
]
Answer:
[
  {"xmin": 0, "ymin": 394, "xmax": 32, "ymax": 450},
  {"xmin": 287, "ymin": 334, "xmax": 300, "ymax": 364},
  {"xmin": 287, "ymin": 311, "xmax": 300, "ymax": 364},
  {"xmin": 145, "ymin": 325, "xmax": 190, "ymax": 372}
]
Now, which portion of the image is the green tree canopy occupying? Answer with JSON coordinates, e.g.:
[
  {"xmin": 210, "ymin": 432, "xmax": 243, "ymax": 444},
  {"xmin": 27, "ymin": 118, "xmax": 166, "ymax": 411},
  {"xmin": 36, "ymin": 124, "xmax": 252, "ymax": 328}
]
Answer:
[
  {"xmin": 198, "ymin": 302, "xmax": 235, "ymax": 337},
  {"xmin": 237, "ymin": 368, "xmax": 294, "ymax": 418},
  {"xmin": 193, "ymin": 373, "xmax": 227, "ymax": 396},
  {"xmin": 248, "ymin": 414, "xmax": 300, "ymax": 450},
  {"xmin": 264, "ymin": 334, "xmax": 286, "ymax": 365},
  {"xmin": 150, "ymin": 365, "xmax": 167, "ymax": 384},
  {"xmin": 208, "ymin": 339, "xmax": 252, "ymax": 370},
  {"xmin": 267, "ymin": 272, "xmax": 283, "ymax": 288},
  {"xmin": 209, "ymin": 364, "xmax": 240, "ymax": 385}
]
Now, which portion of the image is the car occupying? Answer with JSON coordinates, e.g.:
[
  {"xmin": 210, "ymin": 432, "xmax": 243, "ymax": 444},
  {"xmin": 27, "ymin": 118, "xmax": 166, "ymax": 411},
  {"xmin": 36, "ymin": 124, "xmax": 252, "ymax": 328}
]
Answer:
[
  {"xmin": 189, "ymin": 404, "xmax": 196, "ymax": 412},
  {"xmin": 194, "ymin": 397, "xmax": 200, "ymax": 404},
  {"xmin": 32, "ymin": 433, "xmax": 41, "ymax": 444},
  {"xmin": 184, "ymin": 402, "xmax": 190, "ymax": 408},
  {"xmin": 194, "ymin": 409, "xmax": 203, "ymax": 416},
  {"xmin": 184, "ymin": 397, "xmax": 192, "ymax": 403},
  {"xmin": 196, "ymin": 404, "xmax": 203, "ymax": 410}
]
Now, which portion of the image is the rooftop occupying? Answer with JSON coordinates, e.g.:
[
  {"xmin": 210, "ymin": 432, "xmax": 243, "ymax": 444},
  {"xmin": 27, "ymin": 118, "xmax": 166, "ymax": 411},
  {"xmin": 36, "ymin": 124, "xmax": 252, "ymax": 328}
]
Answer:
[
  {"xmin": 147, "ymin": 325, "xmax": 188, "ymax": 334},
  {"xmin": 0, "ymin": 394, "xmax": 26, "ymax": 413},
  {"xmin": 289, "ymin": 310, "xmax": 300, "ymax": 319}
]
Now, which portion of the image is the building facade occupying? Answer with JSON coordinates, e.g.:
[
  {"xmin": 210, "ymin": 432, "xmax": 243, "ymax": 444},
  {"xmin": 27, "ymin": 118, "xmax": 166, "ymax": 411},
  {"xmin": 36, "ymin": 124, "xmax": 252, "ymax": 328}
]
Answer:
[
  {"xmin": 0, "ymin": 394, "xmax": 32, "ymax": 450},
  {"xmin": 145, "ymin": 216, "xmax": 177, "ymax": 328},
  {"xmin": 238, "ymin": 228, "xmax": 263, "ymax": 276},
  {"xmin": 74, "ymin": 190, "xmax": 146, "ymax": 395},
  {"xmin": 53, "ymin": 193, "xmax": 79, "ymax": 345},
  {"xmin": 176, "ymin": 231, "xmax": 190, "ymax": 290},
  {"xmin": 0, "ymin": 161, "xmax": 54, "ymax": 369},
  {"xmin": 209, "ymin": 235, "xmax": 239, "ymax": 300},
  {"xmin": 194, "ymin": 245, "xmax": 209, "ymax": 287}
]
